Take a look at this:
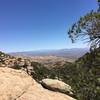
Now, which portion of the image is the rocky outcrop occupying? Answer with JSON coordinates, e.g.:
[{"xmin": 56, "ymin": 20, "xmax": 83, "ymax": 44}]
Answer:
[
  {"xmin": 41, "ymin": 79, "xmax": 73, "ymax": 95},
  {"xmin": 0, "ymin": 67, "xmax": 76, "ymax": 100},
  {"xmin": 0, "ymin": 51, "xmax": 33, "ymax": 74}
]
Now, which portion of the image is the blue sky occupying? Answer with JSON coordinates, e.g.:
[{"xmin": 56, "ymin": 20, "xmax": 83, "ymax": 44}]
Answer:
[{"xmin": 0, "ymin": 0, "xmax": 97, "ymax": 52}]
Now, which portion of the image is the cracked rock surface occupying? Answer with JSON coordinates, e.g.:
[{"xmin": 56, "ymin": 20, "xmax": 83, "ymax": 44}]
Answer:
[{"xmin": 0, "ymin": 67, "xmax": 76, "ymax": 100}]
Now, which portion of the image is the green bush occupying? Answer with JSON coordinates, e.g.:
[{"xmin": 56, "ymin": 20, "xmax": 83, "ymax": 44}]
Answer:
[
  {"xmin": 13, "ymin": 62, "xmax": 22, "ymax": 70},
  {"xmin": 31, "ymin": 62, "xmax": 50, "ymax": 82}
]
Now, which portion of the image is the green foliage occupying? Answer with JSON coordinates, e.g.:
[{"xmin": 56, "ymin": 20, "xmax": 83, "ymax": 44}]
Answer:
[
  {"xmin": 67, "ymin": 2, "xmax": 100, "ymax": 99},
  {"xmin": 29, "ymin": 50, "xmax": 100, "ymax": 100},
  {"xmin": 30, "ymin": 61, "xmax": 77, "ymax": 97},
  {"xmin": 31, "ymin": 62, "xmax": 50, "ymax": 82},
  {"xmin": 68, "ymin": 2, "xmax": 100, "ymax": 50},
  {"xmin": 73, "ymin": 49, "xmax": 100, "ymax": 100},
  {"xmin": 13, "ymin": 62, "xmax": 22, "ymax": 70}
]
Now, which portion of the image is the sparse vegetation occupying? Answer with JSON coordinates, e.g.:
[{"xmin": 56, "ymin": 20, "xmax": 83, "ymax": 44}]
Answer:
[
  {"xmin": 31, "ymin": 62, "xmax": 50, "ymax": 82},
  {"xmin": 30, "ymin": 49, "xmax": 100, "ymax": 100},
  {"xmin": 13, "ymin": 62, "xmax": 22, "ymax": 70},
  {"xmin": 0, "ymin": 50, "xmax": 99, "ymax": 99}
]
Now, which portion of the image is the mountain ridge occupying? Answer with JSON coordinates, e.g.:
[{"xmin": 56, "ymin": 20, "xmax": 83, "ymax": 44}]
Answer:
[{"xmin": 9, "ymin": 48, "xmax": 89, "ymax": 59}]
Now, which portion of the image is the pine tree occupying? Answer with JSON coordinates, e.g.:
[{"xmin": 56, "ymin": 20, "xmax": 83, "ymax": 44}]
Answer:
[{"xmin": 68, "ymin": 1, "xmax": 100, "ymax": 50}]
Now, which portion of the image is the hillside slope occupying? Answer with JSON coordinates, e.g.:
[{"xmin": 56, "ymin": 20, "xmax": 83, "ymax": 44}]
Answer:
[{"xmin": 0, "ymin": 67, "xmax": 75, "ymax": 100}]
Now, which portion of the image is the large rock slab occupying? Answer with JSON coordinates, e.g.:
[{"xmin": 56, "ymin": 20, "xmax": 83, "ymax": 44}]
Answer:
[
  {"xmin": 0, "ymin": 67, "xmax": 76, "ymax": 100},
  {"xmin": 41, "ymin": 78, "xmax": 73, "ymax": 95},
  {"xmin": 0, "ymin": 67, "xmax": 33, "ymax": 100}
]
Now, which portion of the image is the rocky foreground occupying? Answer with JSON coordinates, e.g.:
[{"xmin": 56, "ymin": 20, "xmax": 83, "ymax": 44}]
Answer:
[{"xmin": 0, "ymin": 67, "xmax": 75, "ymax": 100}]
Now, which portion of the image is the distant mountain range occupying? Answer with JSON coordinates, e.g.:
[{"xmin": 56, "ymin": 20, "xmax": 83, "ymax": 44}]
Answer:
[{"xmin": 10, "ymin": 48, "xmax": 89, "ymax": 60}]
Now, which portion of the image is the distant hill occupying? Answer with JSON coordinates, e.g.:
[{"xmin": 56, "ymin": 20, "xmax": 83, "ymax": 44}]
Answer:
[{"xmin": 10, "ymin": 48, "xmax": 89, "ymax": 60}]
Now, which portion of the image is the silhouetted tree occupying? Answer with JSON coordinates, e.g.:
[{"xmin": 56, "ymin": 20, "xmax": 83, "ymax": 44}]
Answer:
[{"xmin": 68, "ymin": 0, "xmax": 100, "ymax": 51}]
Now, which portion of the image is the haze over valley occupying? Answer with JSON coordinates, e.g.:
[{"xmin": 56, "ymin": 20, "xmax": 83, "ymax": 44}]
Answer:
[{"xmin": 10, "ymin": 48, "xmax": 88, "ymax": 60}]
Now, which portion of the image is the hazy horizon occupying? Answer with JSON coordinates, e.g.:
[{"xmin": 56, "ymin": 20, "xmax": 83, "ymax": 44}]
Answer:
[{"xmin": 8, "ymin": 48, "xmax": 89, "ymax": 53}]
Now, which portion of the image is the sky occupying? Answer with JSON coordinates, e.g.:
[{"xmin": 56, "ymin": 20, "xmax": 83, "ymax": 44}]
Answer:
[{"xmin": 0, "ymin": 0, "xmax": 98, "ymax": 52}]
